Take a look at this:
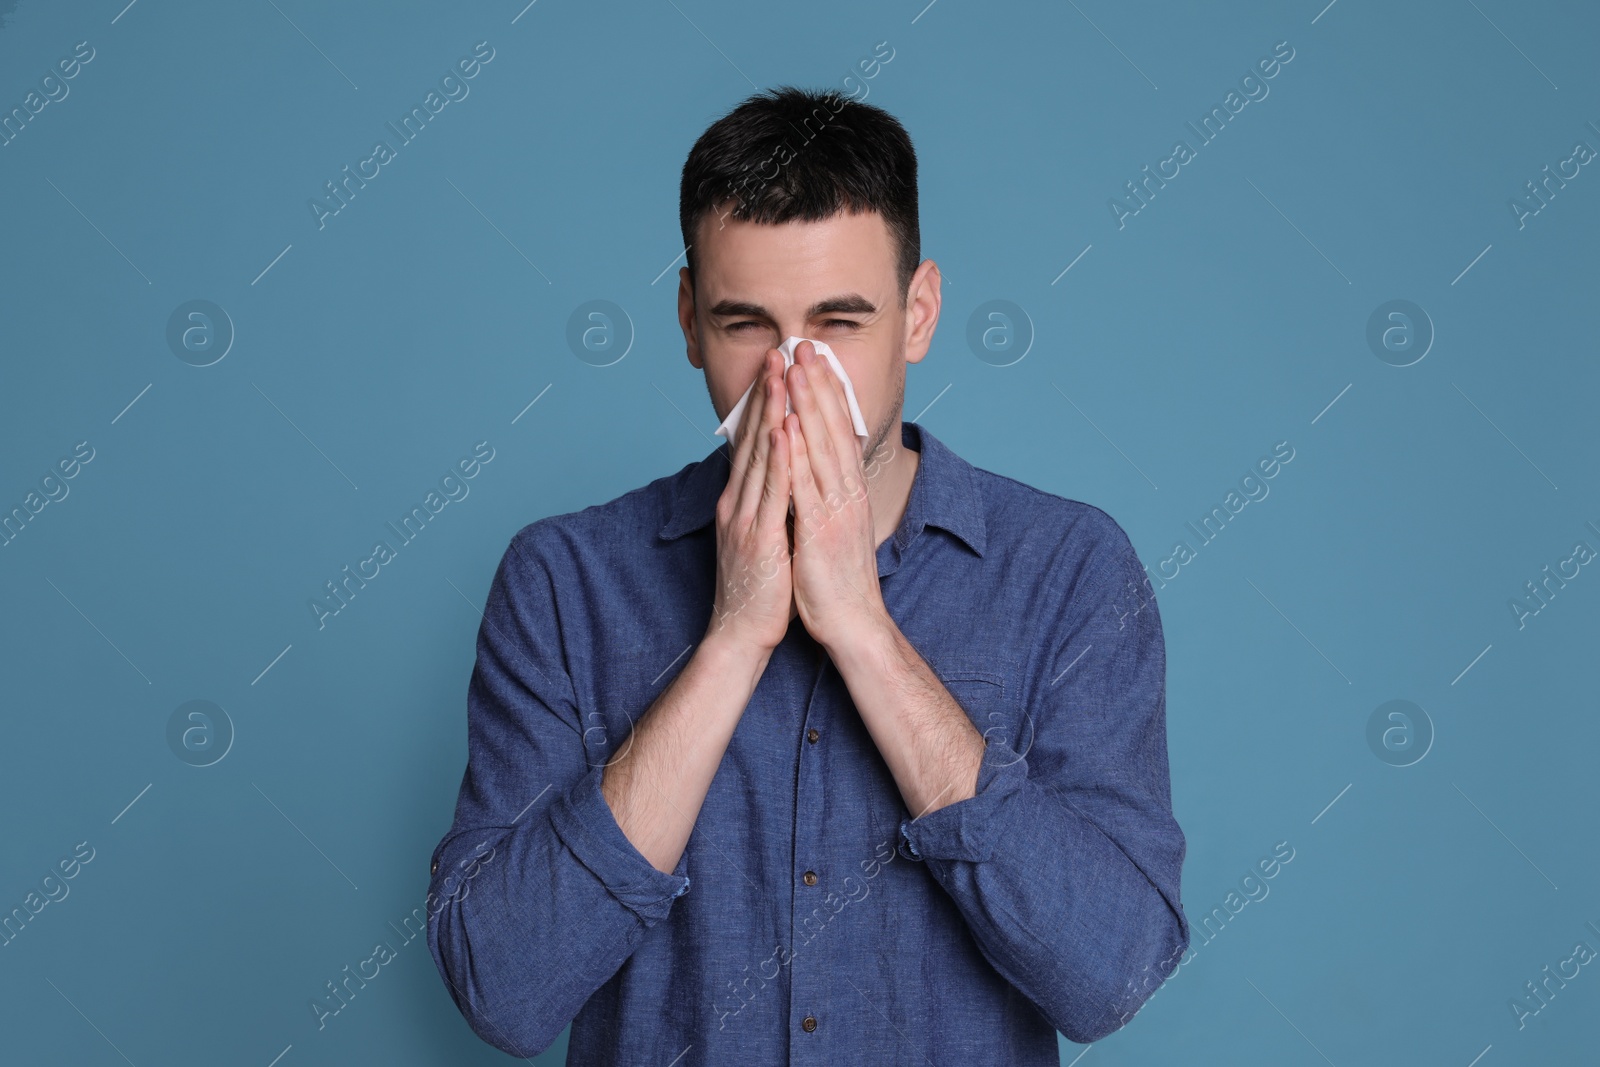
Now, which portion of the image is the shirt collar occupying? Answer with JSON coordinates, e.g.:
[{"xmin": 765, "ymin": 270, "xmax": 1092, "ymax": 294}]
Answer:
[{"xmin": 657, "ymin": 420, "xmax": 987, "ymax": 559}]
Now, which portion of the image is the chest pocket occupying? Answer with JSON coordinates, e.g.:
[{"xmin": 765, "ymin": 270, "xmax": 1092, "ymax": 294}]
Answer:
[{"xmin": 934, "ymin": 663, "xmax": 1033, "ymax": 767}]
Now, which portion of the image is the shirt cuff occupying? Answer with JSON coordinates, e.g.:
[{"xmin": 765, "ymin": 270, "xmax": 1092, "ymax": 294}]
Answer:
[
  {"xmin": 898, "ymin": 738, "xmax": 1029, "ymax": 864},
  {"xmin": 547, "ymin": 762, "xmax": 691, "ymax": 925}
]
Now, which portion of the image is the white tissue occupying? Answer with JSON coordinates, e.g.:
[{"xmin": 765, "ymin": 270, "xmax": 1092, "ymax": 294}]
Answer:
[{"xmin": 714, "ymin": 336, "xmax": 869, "ymax": 443}]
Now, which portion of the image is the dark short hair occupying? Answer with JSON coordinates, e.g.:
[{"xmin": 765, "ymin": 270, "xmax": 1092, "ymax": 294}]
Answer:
[{"xmin": 678, "ymin": 85, "xmax": 920, "ymax": 305}]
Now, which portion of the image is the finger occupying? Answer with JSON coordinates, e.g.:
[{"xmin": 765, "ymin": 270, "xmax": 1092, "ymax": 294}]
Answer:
[
  {"xmin": 803, "ymin": 345, "xmax": 866, "ymax": 497},
  {"xmin": 758, "ymin": 422, "xmax": 792, "ymax": 545},
  {"xmin": 740, "ymin": 349, "xmax": 780, "ymax": 458},
  {"xmin": 785, "ymin": 411, "xmax": 821, "ymax": 541},
  {"xmin": 731, "ymin": 351, "xmax": 773, "ymax": 525},
  {"xmin": 737, "ymin": 349, "xmax": 785, "ymax": 525},
  {"xmin": 786, "ymin": 352, "xmax": 844, "ymax": 507},
  {"xmin": 806, "ymin": 343, "xmax": 856, "ymax": 448},
  {"xmin": 802, "ymin": 340, "xmax": 853, "ymax": 423},
  {"xmin": 731, "ymin": 349, "xmax": 770, "ymax": 480}
]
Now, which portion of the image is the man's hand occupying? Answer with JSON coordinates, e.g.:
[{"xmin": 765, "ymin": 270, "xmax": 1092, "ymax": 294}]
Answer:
[
  {"xmin": 783, "ymin": 340, "xmax": 887, "ymax": 653},
  {"xmin": 707, "ymin": 347, "xmax": 795, "ymax": 656}
]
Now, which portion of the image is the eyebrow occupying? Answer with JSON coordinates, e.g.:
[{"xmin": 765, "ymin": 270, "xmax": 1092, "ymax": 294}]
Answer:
[{"xmin": 707, "ymin": 294, "xmax": 878, "ymax": 319}]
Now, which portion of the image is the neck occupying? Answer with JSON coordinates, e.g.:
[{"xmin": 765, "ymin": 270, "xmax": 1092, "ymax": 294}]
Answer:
[{"xmin": 868, "ymin": 422, "xmax": 920, "ymax": 550}]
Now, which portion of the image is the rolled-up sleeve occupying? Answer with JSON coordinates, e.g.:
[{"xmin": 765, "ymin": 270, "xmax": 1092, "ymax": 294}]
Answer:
[
  {"xmin": 426, "ymin": 528, "xmax": 691, "ymax": 1058},
  {"xmin": 897, "ymin": 515, "xmax": 1189, "ymax": 1045}
]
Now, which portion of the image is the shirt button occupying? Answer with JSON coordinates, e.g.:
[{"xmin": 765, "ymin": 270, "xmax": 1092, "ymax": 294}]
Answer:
[
  {"xmin": 807, "ymin": 728, "xmax": 820, "ymax": 743},
  {"xmin": 430, "ymin": 859, "xmax": 439, "ymax": 875},
  {"xmin": 802, "ymin": 870, "xmax": 817, "ymax": 886},
  {"xmin": 802, "ymin": 1015, "xmax": 818, "ymax": 1032}
]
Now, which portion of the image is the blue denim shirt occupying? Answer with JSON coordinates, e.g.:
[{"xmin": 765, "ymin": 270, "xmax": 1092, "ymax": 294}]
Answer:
[{"xmin": 426, "ymin": 420, "xmax": 1189, "ymax": 1064}]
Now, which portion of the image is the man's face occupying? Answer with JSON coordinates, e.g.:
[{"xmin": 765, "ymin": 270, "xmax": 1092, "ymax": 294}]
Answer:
[{"xmin": 678, "ymin": 206, "xmax": 938, "ymax": 464}]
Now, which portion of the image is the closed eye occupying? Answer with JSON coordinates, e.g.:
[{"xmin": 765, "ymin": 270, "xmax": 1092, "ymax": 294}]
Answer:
[{"xmin": 725, "ymin": 319, "xmax": 863, "ymax": 331}]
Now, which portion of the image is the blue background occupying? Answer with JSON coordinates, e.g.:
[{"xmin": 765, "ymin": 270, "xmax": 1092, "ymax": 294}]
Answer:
[{"xmin": 1, "ymin": 0, "xmax": 1596, "ymax": 1063}]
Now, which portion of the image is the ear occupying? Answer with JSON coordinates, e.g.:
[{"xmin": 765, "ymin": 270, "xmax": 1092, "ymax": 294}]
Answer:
[
  {"xmin": 678, "ymin": 266, "xmax": 702, "ymax": 369},
  {"xmin": 902, "ymin": 259, "xmax": 941, "ymax": 366}
]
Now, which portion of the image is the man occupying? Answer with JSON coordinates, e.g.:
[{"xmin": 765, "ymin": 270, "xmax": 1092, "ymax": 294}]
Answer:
[{"xmin": 427, "ymin": 86, "xmax": 1189, "ymax": 1064}]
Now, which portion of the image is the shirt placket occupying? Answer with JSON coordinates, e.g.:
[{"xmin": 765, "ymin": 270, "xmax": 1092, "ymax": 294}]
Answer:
[
  {"xmin": 777, "ymin": 514, "xmax": 915, "ymax": 1063},
  {"xmin": 787, "ymin": 636, "xmax": 831, "ymax": 1064}
]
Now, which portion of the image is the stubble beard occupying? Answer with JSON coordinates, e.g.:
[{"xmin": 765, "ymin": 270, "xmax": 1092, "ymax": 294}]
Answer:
[{"xmin": 862, "ymin": 365, "xmax": 905, "ymax": 473}]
